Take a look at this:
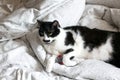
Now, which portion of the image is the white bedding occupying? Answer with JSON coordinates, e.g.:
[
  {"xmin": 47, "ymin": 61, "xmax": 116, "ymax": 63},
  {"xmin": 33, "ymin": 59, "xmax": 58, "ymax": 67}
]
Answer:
[{"xmin": 0, "ymin": 0, "xmax": 120, "ymax": 80}]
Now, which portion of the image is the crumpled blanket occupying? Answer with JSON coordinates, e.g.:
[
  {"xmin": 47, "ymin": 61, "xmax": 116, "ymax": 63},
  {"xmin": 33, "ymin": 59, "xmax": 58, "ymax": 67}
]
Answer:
[{"xmin": 1, "ymin": 0, "xmax": 120, "ymax": 80}]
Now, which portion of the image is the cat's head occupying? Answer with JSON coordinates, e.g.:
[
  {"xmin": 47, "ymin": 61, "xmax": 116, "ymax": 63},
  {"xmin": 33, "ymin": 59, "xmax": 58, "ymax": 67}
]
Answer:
[{"xmin": 37, "ymin": 20, "xmax": 60, "ymax": 44}]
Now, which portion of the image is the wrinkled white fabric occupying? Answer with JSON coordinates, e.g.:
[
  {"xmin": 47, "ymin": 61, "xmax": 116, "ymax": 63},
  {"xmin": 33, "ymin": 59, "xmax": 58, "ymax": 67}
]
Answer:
[
  {"xmin": 0, "ymin": 0, "xmax": 85, "ymax": 80},
  {"xmin": 0, "ymin": 39, "xmax": 72, "ymax": 80},
  {"xmin": 79, "ymin": 5, "xmax": 120, "ymax": 31},
  {"xmin": 1, "ymin": 0, "xmax": 120, "ymax": 80},
  {"xmin": 0, "ymin": 0, "xmax": 85, "ymax": 42},
  {"xmin": 86, "ymin": 0, "xmax": 120, "ymax": 8}
]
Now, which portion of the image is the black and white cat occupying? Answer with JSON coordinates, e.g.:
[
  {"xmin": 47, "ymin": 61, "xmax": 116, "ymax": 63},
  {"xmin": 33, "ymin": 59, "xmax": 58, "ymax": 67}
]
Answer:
[
  {"xmin": 38, "ymin": 20, "xmax": 76, "ymax": 72},
  {"xmin": 37, "ymin": 20, "xmax": 120, "ymax": 72}
]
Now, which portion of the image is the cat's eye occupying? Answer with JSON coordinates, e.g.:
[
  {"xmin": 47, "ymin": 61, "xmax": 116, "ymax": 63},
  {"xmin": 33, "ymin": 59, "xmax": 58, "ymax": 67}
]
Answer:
[
  {"xmin": 39, "ymin": 31, "xmax": 44, "ymax": 36},
  {"xmin": 49, "ymin": 32, "xmax": 53, "ymax": 36}
]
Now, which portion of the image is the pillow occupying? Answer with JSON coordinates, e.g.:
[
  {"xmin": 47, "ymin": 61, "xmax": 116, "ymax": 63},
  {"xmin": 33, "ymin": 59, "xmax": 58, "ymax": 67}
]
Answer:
[
  {"xmin": 79, "ymin": 5, "xmax": 117, "ymax": 31},
  {"xmin": 79, "ymin": 14, "xmax": 117, "ymax": 31},
  {"xmin": 42, "ymin": 0, "xmax": 85, "ymax": 27},
  {"xmin": 110, "ymin": 9, "xmax": 120, "ymax": 29},
  {"xmin": 86, "ymin": 0, "xmax": 120, "ymax": 8}
]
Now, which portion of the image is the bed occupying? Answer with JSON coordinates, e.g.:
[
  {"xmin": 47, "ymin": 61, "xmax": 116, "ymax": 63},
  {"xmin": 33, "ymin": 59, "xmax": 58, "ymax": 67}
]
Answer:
[{"xmin": 0, "ymin": 0, "xmax": 120, "ymax": 80}]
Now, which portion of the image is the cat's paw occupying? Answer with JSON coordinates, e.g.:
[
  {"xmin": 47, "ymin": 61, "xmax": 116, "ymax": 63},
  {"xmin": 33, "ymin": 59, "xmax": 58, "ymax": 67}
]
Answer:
[
  {"xmin": 46, "ymin": 55, "xmax": 57, "ymax": 72},
  {"xmin": 46, "ymin": 59, "xmax": 53, "ymax": 72},
  {"xmin": 46, "ymin": 65, "xmax": 52, "ymax": 73}
]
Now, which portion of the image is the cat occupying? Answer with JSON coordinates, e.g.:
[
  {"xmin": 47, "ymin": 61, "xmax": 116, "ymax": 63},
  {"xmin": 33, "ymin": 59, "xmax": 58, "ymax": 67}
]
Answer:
[
  {"xmin": 37, "ymin": 20, "xmax": 120, "ymax": 72},
  {"xmin": 37, "ymin": 20, "xmax": 76, "ymax": 72}
]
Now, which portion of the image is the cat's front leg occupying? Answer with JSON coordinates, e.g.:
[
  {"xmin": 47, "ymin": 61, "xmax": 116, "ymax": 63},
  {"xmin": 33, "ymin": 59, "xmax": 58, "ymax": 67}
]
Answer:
[{"xmin": 46, "ymin": 55, "xmax": 57, "ymax": 72}]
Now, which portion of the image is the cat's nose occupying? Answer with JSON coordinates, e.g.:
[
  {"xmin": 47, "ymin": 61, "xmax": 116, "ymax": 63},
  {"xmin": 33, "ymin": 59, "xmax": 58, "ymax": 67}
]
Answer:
[{"xmin": 43, "ymin": 39, "xmax": 50, "ymax": 43}]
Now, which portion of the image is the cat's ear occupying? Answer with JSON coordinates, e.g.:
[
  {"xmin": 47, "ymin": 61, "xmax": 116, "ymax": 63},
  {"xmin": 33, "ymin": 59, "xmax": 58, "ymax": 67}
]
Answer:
[
  {"xmin": 37, "ymin": 20, "xmax": 43, "ymax": 28},
  {"xmin": 52, "ymin": 20, "xmax": 60, "ymax": 27},
  {"xmin": 37, "ymin": 20, "xmax": 42, "ymax": 25}
]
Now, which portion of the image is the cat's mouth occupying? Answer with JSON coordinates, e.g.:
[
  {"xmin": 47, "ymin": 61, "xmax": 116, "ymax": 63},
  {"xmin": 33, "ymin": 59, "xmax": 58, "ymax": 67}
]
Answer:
[{"xmin": 44, "ymin": 40, "xmax": 55, "ymax": 44}]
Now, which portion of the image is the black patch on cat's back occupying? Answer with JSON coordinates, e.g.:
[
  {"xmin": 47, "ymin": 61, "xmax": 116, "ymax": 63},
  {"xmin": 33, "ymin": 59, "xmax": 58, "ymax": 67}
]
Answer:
[
  {"xmin": 78, "ymin": 27, "xmax": 110, "ymax": 51},
  {"xmin": 64, "ymin": 26, "xmax": 112, "ymax": 51},
  {"xmin": 64, "ymin": 26, "xmax": 78, "ymax": 33},
  {"xmin": 65, "ymin": 32, "xmax": 75, "ymax": 46}
]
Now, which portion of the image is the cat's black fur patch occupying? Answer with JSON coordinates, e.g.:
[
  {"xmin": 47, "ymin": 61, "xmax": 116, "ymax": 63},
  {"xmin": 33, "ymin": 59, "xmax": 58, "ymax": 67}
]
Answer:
[
  {"xmin": 107, "ymin": 33, "xmax": 120, "ymax": 67},
  {"xmin": 65, "ymin": 32, "xmax": 75, "ymax": 46},
  {"xmin": 64, "ymin": 48, "xmax": 74, "ymax": 54},
  {"xmin": 64, "ymin": 26, "xmax": 78, "ymax": 33},
  {"xmin": 65, "ymin": 26, "xmax": 110, "ymax": 51},
  {"xmin": 78, "ymin": 27, "xmax": 111, "ymax": 52},
  {"xmin": 70, "ymin": 56, "xmax": 75, "ymax": 60}
]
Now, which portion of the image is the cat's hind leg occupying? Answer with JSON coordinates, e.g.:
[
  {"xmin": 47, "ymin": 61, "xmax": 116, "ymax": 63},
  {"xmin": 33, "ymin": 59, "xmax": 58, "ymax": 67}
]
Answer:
[{"xmin": 63, "ymin": 51, "xmax": 85, "ymax": 67}]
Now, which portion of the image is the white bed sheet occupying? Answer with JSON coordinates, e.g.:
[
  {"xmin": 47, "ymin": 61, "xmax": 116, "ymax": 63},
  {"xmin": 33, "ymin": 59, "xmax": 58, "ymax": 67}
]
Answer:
[{"xmin": 0, "ymin": 0, "xmax": 120, "ymax": 80}]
